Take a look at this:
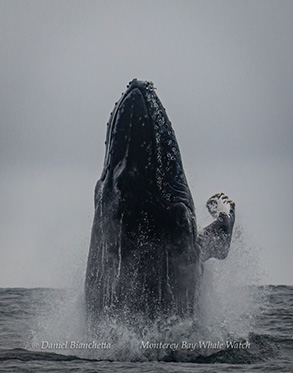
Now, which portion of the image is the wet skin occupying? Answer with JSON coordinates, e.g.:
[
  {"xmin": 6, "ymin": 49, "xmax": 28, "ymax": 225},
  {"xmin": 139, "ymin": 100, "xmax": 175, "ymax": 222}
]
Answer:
[{"xmin": 85, "ymin": 80, "xmax": 235, "ymax": 321}]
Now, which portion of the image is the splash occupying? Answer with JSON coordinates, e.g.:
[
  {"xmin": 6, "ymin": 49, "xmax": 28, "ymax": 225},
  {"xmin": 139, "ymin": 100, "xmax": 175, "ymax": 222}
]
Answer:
[
  {"xmin": 27, "ymin": 221, "xmax": 264, "ymax": 362},
  {"xmin": 197, "ymin": 223, "xmax": 264, "ymax": 342}
]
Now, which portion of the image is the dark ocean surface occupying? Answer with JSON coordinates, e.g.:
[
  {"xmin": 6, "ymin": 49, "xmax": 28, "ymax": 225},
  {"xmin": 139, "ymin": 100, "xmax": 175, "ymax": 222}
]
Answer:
[{"xmin": 0, "ymin": 285, "xmax": 292, "ymax": 372}]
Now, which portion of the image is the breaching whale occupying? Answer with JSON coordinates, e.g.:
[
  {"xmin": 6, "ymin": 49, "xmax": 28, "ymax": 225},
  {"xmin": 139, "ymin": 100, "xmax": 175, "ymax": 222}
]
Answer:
[{"xmin": 85, "ymin": 79, "xmax": 235, "ymax": 321}]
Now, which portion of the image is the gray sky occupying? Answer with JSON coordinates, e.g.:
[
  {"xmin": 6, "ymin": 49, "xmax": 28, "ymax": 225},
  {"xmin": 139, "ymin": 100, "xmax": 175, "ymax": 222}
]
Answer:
[{"xmin": 1, "ymin": 0, "xmax": 292, "ymax": 287}]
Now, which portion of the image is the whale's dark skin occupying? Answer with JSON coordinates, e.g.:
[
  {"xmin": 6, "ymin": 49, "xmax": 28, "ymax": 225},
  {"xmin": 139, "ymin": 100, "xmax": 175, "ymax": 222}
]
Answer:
[{"xmin": 85, "ymin": 79, "xmax": 235, "ymax": 321}]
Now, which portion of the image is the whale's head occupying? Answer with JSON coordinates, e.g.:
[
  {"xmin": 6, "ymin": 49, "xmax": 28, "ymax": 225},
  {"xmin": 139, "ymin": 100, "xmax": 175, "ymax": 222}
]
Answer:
[{"xmin": 98, "ymin": 79, "xmax": 195, "ymax": 217}]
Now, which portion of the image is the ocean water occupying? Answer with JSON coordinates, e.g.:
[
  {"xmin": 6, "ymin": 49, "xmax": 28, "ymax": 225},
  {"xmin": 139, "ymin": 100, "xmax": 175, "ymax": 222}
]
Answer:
[{"xmin": 0, "ymin": 284, "xmax": 292, "ymax": 372}]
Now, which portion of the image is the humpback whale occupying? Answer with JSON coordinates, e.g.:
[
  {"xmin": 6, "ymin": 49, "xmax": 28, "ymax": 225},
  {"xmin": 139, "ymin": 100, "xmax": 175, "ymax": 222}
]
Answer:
[{"xmin": 85, "ymin": 79, "xmax": 235, "ymax": 321}]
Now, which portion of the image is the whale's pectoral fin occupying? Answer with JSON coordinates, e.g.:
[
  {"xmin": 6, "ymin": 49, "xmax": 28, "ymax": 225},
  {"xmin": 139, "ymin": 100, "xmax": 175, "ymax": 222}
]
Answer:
[{"xmin": 198, "ymin": 193, "xmax": 235, "ymax": 262}]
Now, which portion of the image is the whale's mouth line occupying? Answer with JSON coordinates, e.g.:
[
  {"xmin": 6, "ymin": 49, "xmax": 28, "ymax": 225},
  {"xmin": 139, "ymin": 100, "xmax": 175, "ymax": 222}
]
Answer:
[
  {"xmin": 103, "ymin": 82, "xmax": 156, "ymax": 180},
  {"xmin": 110, "ymin": 87, "xmax": 151, "ymax": 155}
]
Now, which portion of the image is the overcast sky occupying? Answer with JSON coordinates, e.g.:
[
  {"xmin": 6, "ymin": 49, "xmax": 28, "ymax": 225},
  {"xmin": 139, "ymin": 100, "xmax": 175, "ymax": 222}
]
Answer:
[{"xmin": 1, "ymin": 0, "xmax": 292, "ymax": 287}]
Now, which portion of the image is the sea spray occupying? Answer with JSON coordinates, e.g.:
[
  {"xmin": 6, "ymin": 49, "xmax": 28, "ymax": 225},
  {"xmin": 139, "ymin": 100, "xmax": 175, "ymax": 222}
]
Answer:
[
  {"xmin": 27, "ymin": 222, "xmax": 265, "ymax": 362},
  {"xmin": 198, "ymin": 222, "xmax": 264, "ymax": 343}
]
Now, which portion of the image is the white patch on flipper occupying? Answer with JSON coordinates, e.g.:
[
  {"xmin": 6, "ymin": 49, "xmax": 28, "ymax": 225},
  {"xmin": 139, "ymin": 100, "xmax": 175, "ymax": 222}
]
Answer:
[{"xmin": 206, "ymin": 192, "xmax": 233, "ymax": 219}]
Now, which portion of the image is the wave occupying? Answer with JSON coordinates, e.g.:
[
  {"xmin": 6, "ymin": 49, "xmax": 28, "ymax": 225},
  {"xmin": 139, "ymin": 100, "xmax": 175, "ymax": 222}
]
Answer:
[
  {"xmin": 0, "ymin": 348, "xmax": 98, "ymax": 363},
  {"xmin": 0, "ymin": 334, "xmax": 280, "ymax": 364}
]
